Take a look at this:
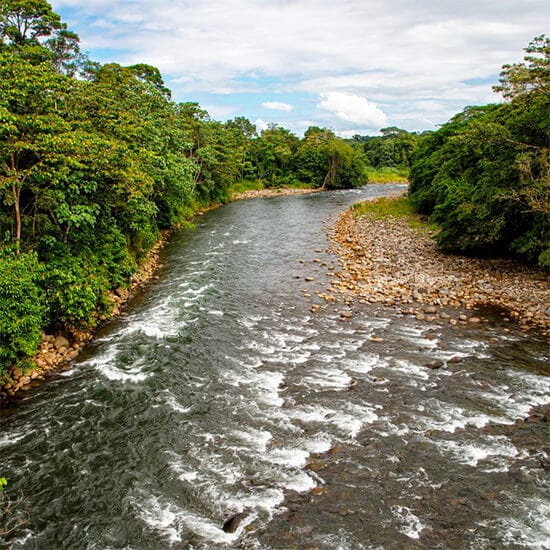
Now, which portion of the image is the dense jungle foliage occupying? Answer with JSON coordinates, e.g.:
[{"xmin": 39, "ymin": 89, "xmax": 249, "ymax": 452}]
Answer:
[
  {"xmin": 409, "ymin": 35, "xmax": 550, "ymax": 268},
  {"xmin": 0, "ymin": 0, "xmax": 410, "ymax": 375},
  {"xmin": 1, "ymin": 0, "xmax": 546, "ymax": 377}
]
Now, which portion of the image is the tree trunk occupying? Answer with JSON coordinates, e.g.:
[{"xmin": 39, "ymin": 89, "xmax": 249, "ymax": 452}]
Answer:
[{"xmin": 12, "ymin": 183, "xmax": 21, "ymax": 254}]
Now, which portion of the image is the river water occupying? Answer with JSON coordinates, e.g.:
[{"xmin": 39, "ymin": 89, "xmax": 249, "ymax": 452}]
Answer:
[{"xmin": 1, "ymin": 184, "xmax": 549, "ymax": 549}]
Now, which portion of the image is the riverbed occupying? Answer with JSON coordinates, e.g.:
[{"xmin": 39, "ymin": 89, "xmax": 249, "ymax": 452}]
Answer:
[{"xmin": 1, "ymin": 184, "xmax": 549, "ymax": 549}]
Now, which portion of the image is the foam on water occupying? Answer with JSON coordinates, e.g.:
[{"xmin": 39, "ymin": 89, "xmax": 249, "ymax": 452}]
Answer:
[
  {"xmin": 300, "ymin": 367, "xmax": 352, "ymax": 390},
  {"xmin": 207, "ymin": 310, "xmax": 224, "ymax": 317},
  {"xmin": 497, "ymin": 497, "xmax": 550, "ymax": 549},
  {"xmin": 79, "ymin": 345, "xmax": 150, "ymax": 383},
  {"xmin": 221, "ymin": 488, "xmax": 285, "ymax": 514},
  {"xmin": 278, "ymin": 470, "xmax": 317, "ymax": 493},
  {"xmin": 481, "ymin": 370, "xmax": 550, "ymax": 421},
  {"xmin": 416, "ymin": 399, "xmax": 498, "ymax": 433},
  {"xmin": 161, "ymin": 392, "xmax": 191, "ymax": 415},
  {"xmin": 387, "ymin": 358, "xmax": 430, "ymax": 382},
  {"xmin": 391, "ymin": 505, "xmax": 427, "ymax": 540},
  {"xmin": 138, "ymin": 493, "xmax": 256, "ymax": 546},
  {"xmin": 230, "ymin": 427, "xmax": 273, "ymax": 452},
  {"xmin": 266, "ymin": 447, "xmax": 310, "ymax": 468},
  {"xmin": 343, "ymin": 354, "xmax": 383, "ymax": 374},
  {"xmin": 436, "ymin": 436, "xmax": 518, "ymax": 467},
  {"xmin": 138, "ymin": 495, "xmax": 183, "ymax": 545},
  {"xmin": 394, "ymin": 325, "xmax": 440, "ymax": 349}
]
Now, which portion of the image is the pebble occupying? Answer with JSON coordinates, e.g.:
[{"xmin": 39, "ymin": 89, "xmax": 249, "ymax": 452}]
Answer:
[
  {"xmin": 326, "ymin": 198, "xmax": 549, "ymax": 335},
  {"xmin": 3, "ymin": 232, "xmax": 170, "ymax": 399}
]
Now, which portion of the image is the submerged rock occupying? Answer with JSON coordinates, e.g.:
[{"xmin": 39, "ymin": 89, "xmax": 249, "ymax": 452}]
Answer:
[{"xmin": 223, "ymin": 511, "xmax": 248, "ymax": 533}]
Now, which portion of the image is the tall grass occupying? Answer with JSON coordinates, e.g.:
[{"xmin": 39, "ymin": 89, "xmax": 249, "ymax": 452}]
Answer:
[
  {"xmin": 352, "ymin": 196, "xmax": 438, "ymax": 234},
  {"xmin": 366, "ymin": 166, "xmax": 409, "ymax": 183}
]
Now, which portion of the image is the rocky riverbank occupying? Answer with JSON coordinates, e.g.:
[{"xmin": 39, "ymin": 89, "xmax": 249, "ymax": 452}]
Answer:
[
  {"xmin": 232, "ymin": 187, "xmax": 322, "ymax": 200},
  {"xmin": 1, "ymin": 233, "xmax": 169, "ymax": 400},
  {"xmin": 326, "ymin": 197, "xmax": 550, "ymax": 334}
]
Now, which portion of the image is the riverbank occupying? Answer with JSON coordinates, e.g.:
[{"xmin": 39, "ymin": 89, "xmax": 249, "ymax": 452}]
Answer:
[
  {"xmin": 1, "ymin": 232, "xmax": 170, "ymax": 400},
  {"xmin": 327, "ymin": 196, "xmax": 550, "ymax": 334},
  {"xmin": 231, "ymin": 187, "xmax": 322, "ymax": 200},
  {"xmin": 1, "ymin": 187, "xmax": 323, "ymax": 399}
]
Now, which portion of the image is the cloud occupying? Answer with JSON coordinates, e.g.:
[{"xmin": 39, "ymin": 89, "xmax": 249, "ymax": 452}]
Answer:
[
  {"xmin": 254, "ymin": 118, "xmax": 269, "ymax": 132},
  {"xmin": 317, "ymin": 92, "xmax": 387, "ymax": 129},
  {"xmin": 202, "ymin": 104, "xmax": 238, "ymax": 119},
  {"xmin": 51, "ymin": 0, "xmax": 550, "ymax": 132},
  {"xmin": 261, "ymin": 101, "xmax": 294, "ymax": 112}
]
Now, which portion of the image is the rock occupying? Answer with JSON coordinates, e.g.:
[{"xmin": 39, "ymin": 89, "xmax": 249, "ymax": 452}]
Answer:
[
  {"xmin": 54, "ymin": 335, "xmax": 70, "ymax": 351},
  {"xmin": 19, "ymin": 375, "xmax": 31, "ymax": 385},
  {"xmin": 424, "ymin": 360, "xmax": 444, "ymax": 370},
  {"xmin": 424, "ymin": 305, "xmax": 437, "ymax": 314},
  {"xmin": 459, "ymin": 314, "xmax": 468, "ymax": 322},
  {"xmin": 415, "ymin": 312, "xmax": 426, "ymax": 321},
  {"xmin": 340, "ymin": 311, "xmax": 353, "ymax": 319},
  {"xmin": 369, "ymin": 337, "xmax": 385, "ymax": 343},
  {"xmin": 305, "ymin": 277, "xmax": 315, "ymax": 282},
  {"xmin": 449, "ymin": 356, "xmax": 464, "ymax": 364},
  {"xmin": 223, "ymin": 512, "xmax": 248, "ymax": 533},
  {"xmin": 311, "ymin": 487, "xmax": 329, "ymax": 496},
  {"xmin": 469, "ymin": 316, "xmax": 482, "ymax": 323}
]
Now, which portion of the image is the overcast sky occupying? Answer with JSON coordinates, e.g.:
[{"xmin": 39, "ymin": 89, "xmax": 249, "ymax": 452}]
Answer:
[{"xmin": 51, "ymin": 0, "xmax": 549, "ymax": 136}]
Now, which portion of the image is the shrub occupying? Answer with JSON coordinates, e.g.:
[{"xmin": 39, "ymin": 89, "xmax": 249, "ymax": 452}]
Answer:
[{"xmin": 0, "ymin": 252, "xmax": 45, "ymax": 375}]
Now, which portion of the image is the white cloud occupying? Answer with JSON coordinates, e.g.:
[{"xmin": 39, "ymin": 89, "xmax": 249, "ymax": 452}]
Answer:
[
  {"xmin": 261, "ymin": 101, "xmax": 294, "ymax": 112},
  {"xmin": 51, "ymin": 0, "xmax": 550, "ymax": 132},
  {"xmin": 202, "ymin": 104, "xmax": 238, "ymax": 120},
  {"xmin": 317, "ymin": 92, "xmax": 387, "ymax": 129},
  {"xmin": 254, "ymin": 118, "xmax": 269, "ymax": 133}
]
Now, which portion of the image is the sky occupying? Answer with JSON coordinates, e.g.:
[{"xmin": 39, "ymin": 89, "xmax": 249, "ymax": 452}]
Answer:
[{"xmin": 50, "ymin": 0, "xmax": 549, "ymax": 136}]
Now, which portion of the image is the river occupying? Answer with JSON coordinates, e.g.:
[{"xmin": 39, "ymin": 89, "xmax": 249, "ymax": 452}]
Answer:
[{"xmin": 1, "ymin": 184, "xmax": 549, "ymax": 549}]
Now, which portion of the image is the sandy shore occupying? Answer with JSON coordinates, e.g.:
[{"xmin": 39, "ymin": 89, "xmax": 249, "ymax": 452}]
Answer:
[{"xmin": 327, "ymin": 197, "xmax": 550, "ymax": 335}]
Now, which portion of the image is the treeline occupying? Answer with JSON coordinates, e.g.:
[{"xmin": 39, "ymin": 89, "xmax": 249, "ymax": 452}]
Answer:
[
  {"xmin": 351, "ymin": 126, "xmax": 422, "ymax": 171},
  {"xmin": 409, "ymin": 36, "xmax": 550, "ymax": 269},
  {"xmin": 0, "ymin": 1, "xmax": 389, "ymax": 376}
]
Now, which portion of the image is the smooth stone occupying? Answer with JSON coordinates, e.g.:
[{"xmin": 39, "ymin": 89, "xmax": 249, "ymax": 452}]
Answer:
[
  {"xmin": 223, "ymin": 512, "xmax": 248, "ymax": 533},
  {"xmin": 425, "ymin": 360, "xmax": 444, "ymax": 370},
  {"xmin": 54, "ymin": 335, "xmax": 70, "ymax": 351}
]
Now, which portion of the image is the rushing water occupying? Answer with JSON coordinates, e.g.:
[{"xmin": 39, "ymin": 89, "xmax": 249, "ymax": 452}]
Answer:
[{"xmin": 1, "ymin": 184, "xmax": 549, "ymax": 549}]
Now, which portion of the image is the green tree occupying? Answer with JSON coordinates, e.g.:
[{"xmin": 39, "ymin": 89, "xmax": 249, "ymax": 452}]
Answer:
[
  {"xmin": 0, "ymin": 0, "xmax": 62, "ymax": 47},
  {"xmin": 493, "ymin": 35, "xmax": 550, "ymax": 99},
  {"xmin": 409, "ymin": 37, "xmax": 550, "ymax": 268}
]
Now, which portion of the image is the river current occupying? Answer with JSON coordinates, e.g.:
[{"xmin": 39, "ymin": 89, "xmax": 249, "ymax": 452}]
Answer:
[{"xmin": 1, "ymin": 184, "xmax": 549, "ymax": 549}]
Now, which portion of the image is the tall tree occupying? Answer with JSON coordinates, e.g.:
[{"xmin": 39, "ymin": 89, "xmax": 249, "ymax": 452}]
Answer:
[
  {"xmin": 0, "ymin": 0, "xmax": 62, "ymax": 47},
  {"xmin": 493, "ymin": 35, "xmax": 550, "ymax": 99}
]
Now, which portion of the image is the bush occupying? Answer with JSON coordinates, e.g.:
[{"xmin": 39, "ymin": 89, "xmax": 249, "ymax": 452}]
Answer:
[
  {"xmin": 42, "ymin": 256, "xmax": 104, "ymax": 330},
  {"xmin": 0, "ymin": 252, "xmax": 45, "ymax": 375}
]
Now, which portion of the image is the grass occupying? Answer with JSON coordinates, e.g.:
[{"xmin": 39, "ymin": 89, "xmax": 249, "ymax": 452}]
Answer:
[
  {"xmin": 366, "ymin": 166, "xmax": 409, "ymax": 184},
  {"xmin": 352, "ymin": 196, "xmax": 439, "ymax": 234},
  {"xmin": 227, "ymin": 180, "xmax": 266, "ymax": 196},
  {"xmin": 227, "ymin": 179, "xmax": 317, "ymax": 198}
]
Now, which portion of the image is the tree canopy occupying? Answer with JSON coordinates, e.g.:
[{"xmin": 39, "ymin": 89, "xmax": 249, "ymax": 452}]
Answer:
[{"xmin": 409, "ymin": 35, "xmax": 549, "ymax": 268}]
